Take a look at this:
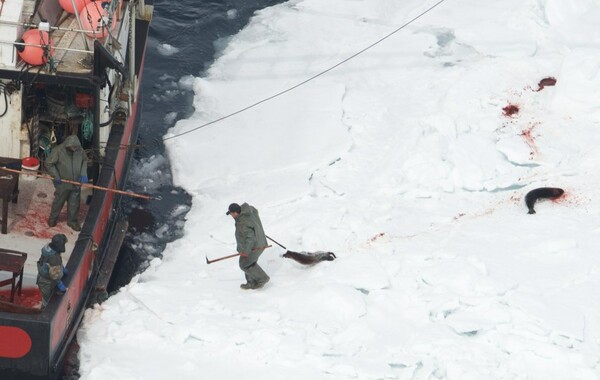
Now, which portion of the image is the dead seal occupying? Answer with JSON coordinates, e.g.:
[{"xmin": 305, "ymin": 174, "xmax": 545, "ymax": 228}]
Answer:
[
  {"xmin": 282, "ymin": 250, "xmax": 336, "ymax": 265},
  {"xmin": 525, "ymin": 187, "xmax": 564, "ymax": 214}
]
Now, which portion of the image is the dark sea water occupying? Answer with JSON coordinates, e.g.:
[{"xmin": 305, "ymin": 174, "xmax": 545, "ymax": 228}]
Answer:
[{"xmin": 108, "ymin": 0, "xmax": 286, "ymax": 289}]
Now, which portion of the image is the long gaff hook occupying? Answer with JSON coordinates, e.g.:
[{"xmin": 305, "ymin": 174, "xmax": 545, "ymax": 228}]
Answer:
[{"xmin": 265, "ymin": 235, "xmax": 286, "ymax": 250}]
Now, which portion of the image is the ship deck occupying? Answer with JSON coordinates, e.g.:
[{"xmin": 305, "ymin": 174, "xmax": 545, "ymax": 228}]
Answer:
[
  {"xmin": 50, "ymin": 15, "xmax": 94, "ymax": 75},
  {"xmin": 0, "ymin": 173, "xmax": 91, "ymax": 304}
]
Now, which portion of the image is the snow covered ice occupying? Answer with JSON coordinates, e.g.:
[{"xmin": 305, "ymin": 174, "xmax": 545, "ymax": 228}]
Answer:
[{"xmin": 77, "ymin": 0, "xmax": 600, "ymax": 379}]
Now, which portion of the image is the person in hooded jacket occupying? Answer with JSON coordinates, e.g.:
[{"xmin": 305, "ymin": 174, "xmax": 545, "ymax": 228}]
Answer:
[
  {"xmin": 37, "ymin": 234, "xmax": 68, "ymax": 308},
  {"xmin": 45, "ymin": 135, "xmax": 88, "ymax": 231},
  {"xmin": 227, "ymin": 202, "xmax": 270, "ymax": 289}
]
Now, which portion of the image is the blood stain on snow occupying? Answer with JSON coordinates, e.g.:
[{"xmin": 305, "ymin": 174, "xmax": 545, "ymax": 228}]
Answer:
[
  {"xmin": 558, "ymin": 192, "xmax": 589, "ymax": 208},
  {"xmin": 551, "ymin": 192, "xmax": 567, "ymax": 203},
  {"xmin": 502, "ymin": 104, "xmax": 519, "ymax": 117}
]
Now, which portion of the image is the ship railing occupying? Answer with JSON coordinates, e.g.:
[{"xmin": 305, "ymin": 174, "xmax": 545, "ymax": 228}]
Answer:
[{"xmin": 0, "ymin": 0, "xmax": 125, "ymax": 58}]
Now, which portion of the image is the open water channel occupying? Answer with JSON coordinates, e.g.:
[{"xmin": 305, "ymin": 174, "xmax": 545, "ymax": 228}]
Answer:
[{"xmin": 109, "ymin": 0, "xmax": 287, "ymax": 294}]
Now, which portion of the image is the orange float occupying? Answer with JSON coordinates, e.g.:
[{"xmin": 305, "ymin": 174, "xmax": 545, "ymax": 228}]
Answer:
[
  {"xmin": 16, "ymin": 29, "xmax": 54, "ymax": 66},
  {"xmin": 59, "ymin": 0, "xmax": 91, "ymax": 14},
  {"xmin": 80, "ymin": 1, "xmax": 119, "ymax": 39}
]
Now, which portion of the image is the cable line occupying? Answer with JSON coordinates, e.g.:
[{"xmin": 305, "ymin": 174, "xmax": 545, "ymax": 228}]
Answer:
[{"xmin": 163, "ymin": 0, "xmax": 447, "ymax": 142}]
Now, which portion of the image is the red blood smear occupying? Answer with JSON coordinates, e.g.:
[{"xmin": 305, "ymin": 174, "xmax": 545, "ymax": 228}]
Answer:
[
  {"xmin": 11, "ymin": 204, "xmax": 85, "ymax": 239},
  {"xmin": 0, "ymin": 287, "xmax": 42, "ymax": 308},
  {"xmin": 520, "ymin": 123, "xmax": 539, "ymax": 158}
]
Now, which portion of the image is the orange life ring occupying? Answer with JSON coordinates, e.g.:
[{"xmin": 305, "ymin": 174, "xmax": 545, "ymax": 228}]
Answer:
[{"xmin": 16, "ymin": 29, "xmax": 54, "ymax": 66}]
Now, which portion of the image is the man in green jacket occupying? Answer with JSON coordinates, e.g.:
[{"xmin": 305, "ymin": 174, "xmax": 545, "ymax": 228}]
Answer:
[
  {"xmin": 45, "ymin": 135, "xmax": 88, "ymax": 231},
  {"xmin": 227, "ymin": 202, "xmax": 270, "ymax": 289},
  {"xmin": 37, "ymin": 233, "xmax": 68, "ymax": 308}
]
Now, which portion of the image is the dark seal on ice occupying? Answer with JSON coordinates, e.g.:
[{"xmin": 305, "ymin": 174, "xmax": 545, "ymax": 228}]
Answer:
[
  {"xmin": 282, "ymin": 250, "xmax": 336, "ymax": 265},
  {"xmin": 525, "ymin": 187, "xmax": 564, "ymax": 214}
]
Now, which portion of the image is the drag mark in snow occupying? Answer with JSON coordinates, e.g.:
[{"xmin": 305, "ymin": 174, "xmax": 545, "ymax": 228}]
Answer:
[
  {"xmin": 368, "ymin": 232, "xmax": 385, "ymax": 242},
  {"xmin": 453, "ymin": 213, "xmax": 465, "ymax": 220},
  {"xmin": 519, "ymin": 122, "xmax": 539, "ymax": 159}
]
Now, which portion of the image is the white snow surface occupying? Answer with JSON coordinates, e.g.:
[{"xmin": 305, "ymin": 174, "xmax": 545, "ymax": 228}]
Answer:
[{"xmin": 78, "ymin": 0, "xmax": 600, "ymax": 379}]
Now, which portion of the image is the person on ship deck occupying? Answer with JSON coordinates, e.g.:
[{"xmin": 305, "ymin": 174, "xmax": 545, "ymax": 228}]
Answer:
[
  {"xmin": 36, "ymin": 234, "xmax": 68, "ymax": 308},
  {"xmin": 45, "ymin": 135, "xmax": 88, "ymax": 231}
]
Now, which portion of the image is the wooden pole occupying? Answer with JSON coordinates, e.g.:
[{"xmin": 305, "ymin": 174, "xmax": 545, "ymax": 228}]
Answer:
[
  {"xmin": 0, "ymin": 167, "xmax": 158, "ymax": 200},
  {"xmin": 205, "ymin": 252, "xmax": 241, "ymax": 264},
  {"xmin": 206, "ymin": 245, "xmax": 272, "ymax": 265}
]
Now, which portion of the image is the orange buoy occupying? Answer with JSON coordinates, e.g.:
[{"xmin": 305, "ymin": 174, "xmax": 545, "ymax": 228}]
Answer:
[
  {"xmin": 59, "ymin": 0, "xmax": 91, "ymax": 14},
  {"xmin": 80, "ymin": 1, "xmax": 118, "ymax": 39},
  {"xmin": 16, "ymin": 29, "xmax": 54, "ymax": 66}
]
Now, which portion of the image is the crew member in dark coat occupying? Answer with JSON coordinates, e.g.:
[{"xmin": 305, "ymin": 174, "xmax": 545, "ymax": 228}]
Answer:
[
  {"xmin": 36, "ymin": 234, "xmax": 68, "ymax": 308},
  {"xmin": 45, "ymin": 135, "xmax": 88, "ymax": 231},
  {"xmin": 227, "ymin": 202, "xmax": 270, "ymax": 289}
]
